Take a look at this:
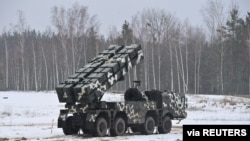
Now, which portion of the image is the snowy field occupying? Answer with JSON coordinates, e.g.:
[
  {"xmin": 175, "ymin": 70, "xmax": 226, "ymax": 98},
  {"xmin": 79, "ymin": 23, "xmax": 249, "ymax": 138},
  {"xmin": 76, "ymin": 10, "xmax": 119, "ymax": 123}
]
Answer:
[{"xmin": 0, "ymin": 91, "xmax": 250, "ymax": 141}]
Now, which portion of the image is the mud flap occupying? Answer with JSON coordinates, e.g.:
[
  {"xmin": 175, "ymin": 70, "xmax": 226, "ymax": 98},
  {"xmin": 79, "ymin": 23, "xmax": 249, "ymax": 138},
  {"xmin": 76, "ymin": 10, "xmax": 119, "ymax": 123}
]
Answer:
[{"xmin": 58, "ymin": 109, "xmax": 69, "ymax": 128}]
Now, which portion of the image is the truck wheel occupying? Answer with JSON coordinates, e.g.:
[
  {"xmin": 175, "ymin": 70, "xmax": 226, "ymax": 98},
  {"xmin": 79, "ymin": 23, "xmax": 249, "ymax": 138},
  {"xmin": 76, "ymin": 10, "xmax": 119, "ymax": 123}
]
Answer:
[
  {"xmin": 110, "ymin": 117, "xmax": 126, "ymax": 136},
  {"xmin": 63, "ymin": 116, "xmax": 80, "ymax": 135},
  {"xmin": 141, "ymin": 116, "xmax": 155, "ymax": 135},
  {"xmin": 95, "ymin": 117, "xmax": 108, "ymax": 137},
  {"xmin": 158, "ymin": 116, "xmax": 172, "ymax": 134}
]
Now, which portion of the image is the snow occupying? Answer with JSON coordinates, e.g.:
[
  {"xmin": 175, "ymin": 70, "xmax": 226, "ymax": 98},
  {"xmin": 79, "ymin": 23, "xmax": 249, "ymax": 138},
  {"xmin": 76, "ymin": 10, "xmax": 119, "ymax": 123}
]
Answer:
[{"xmin": 0, "ymin": 91, "xmax": 250, "ymax": 141}]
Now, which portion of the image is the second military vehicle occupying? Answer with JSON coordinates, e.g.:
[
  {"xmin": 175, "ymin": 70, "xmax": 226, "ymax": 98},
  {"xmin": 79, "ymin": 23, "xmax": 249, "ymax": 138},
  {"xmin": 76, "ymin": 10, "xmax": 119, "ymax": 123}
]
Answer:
[{"xmin": 55, "ymin": 44, "xmax": 187, "ymax": 137}]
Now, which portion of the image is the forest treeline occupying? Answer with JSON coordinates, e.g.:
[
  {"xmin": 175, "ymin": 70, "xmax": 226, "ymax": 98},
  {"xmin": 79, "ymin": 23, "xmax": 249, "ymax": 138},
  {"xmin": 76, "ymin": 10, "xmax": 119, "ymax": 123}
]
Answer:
[{"xmin": 0, "ymin": 1, "xmax": 250, "ymax": 95}]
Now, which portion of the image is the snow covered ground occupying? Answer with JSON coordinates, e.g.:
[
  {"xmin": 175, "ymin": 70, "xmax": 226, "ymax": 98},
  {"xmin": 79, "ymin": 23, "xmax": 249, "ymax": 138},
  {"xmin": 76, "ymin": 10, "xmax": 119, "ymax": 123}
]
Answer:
[{"xmin": 0, "ymin": 91, "xmax": 250, "ymax": 141}]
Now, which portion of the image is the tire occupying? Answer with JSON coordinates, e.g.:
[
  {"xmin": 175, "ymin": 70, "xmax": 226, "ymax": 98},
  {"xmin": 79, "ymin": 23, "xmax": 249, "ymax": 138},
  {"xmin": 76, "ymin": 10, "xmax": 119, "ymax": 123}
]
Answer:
[
  {"xmin": 95, "ymin": 117, "xmax": 108, "ymax": 137},
  {"xmin": 124, "ymin": 88, "xmax": 142, "ymax": 101},
  {"xmin": 158, "ymin": 116, "xmax": 172, "ymax": 134},
  {"xmin": 62, "ymin": 116, "xmax": 80, "ymax": 135},
  {"xmin": 141, "ymin": 116, "xmax": 155, "ymax": 135},
  {"xmin": 110, "ymin": 117, "xmax": 126, "ymax": 136}
]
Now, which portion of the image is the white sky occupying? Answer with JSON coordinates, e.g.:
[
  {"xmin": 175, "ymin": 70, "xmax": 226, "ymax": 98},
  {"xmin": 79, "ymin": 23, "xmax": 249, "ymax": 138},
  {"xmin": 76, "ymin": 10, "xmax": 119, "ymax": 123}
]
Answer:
[{"xmin": 0, "ymin": 0, "xmax": 249, "ymax": 36}]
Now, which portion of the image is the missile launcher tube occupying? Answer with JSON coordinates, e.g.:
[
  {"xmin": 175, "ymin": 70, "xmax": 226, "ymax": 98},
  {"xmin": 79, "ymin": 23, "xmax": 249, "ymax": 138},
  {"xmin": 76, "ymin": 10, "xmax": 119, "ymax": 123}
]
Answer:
[{"xmin": 56, "ymin": 44, "xmax": 144, "ymax": 105}]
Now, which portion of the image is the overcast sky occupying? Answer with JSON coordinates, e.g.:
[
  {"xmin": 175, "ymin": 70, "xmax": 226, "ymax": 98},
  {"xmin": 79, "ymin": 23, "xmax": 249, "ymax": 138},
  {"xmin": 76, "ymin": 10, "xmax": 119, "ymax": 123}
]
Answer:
[{"xmin": 1, "ymin": 0, "xmax": 249, "ymax": 36}]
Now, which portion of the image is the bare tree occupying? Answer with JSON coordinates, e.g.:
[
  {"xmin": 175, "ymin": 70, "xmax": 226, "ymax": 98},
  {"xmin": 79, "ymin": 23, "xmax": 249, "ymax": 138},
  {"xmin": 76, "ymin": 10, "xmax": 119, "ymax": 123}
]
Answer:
[
  {"xmin": 16, "ymin": 10, "xmax": 27, "ymax": 90},
  {"xmin": 178, "ymin": 34, "xmax": 186, "ymax": 93},
  {"xmin": 201, "ymin": 0, "xmax": 226, "ymax": 94},
  {"xmin": 145, "ymin": 24, "xmax": 156, "ymax": 89},
  {"xmin": 143, "ymin": 9, "xmax": 177, "ymax": 90},
  {"xmin": 67, "ymin": 3, "xmax": 89, "ymax": 73},
  {"xmin": 32, "ymin": 41, "xmax": 38, "ymax": 91},
  {"xmin": 201, "ymin": 0, "xmax": 225, "ymax": 43},
  {"xmin": 179, "ymin": 20, "xmax": 191, "ymax": 93},
  {"xmin": 41, "ymin": 45, "xmax": 48, "ymax": 90},
  {"xmin": 54, "ymin": 44, "xmax": 59, "ymax": 86},
  {"xmin": 193, "ymin": 27, "xmax": 205, "ymax": 94},
  {"xmin": 131, "ymin": 14, "xmax": 149, "ymax": 90},
  {"xmin": 51, "ymin": 6, "xmax": 69, "ymax": 77},
  {"xmin": 2, "ymin": 31, "xmax": 9, "ymax": 89},
  {"xmin": 245, "ymin": 13, "xmax": 250, "ymax": 95},
  {"xmin": 174, "ymin": 37, "xmax": 181, "ymax": 92}
]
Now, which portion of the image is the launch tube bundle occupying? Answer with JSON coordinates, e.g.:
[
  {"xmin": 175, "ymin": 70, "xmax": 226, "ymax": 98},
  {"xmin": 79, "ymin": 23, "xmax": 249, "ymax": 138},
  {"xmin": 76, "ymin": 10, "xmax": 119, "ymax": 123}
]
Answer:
[{"xmin": 56, "ymin": 44, "xmax": 144, "ymax": 105}]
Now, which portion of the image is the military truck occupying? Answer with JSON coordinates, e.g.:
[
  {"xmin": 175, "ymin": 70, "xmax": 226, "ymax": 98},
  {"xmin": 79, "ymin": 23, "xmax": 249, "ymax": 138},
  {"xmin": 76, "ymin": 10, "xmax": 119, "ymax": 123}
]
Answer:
[{"xmin": 55, "ymin": 44, "xmax": 187, "ymax": 137}]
